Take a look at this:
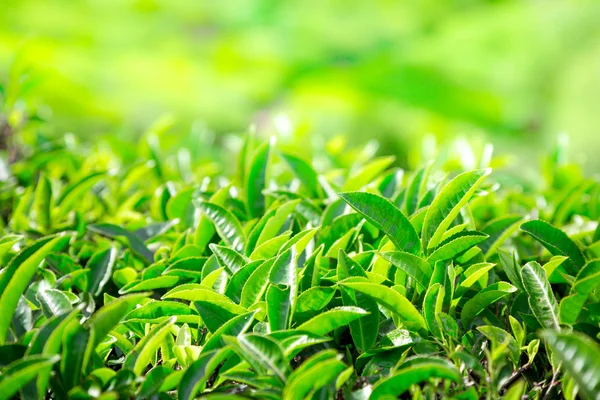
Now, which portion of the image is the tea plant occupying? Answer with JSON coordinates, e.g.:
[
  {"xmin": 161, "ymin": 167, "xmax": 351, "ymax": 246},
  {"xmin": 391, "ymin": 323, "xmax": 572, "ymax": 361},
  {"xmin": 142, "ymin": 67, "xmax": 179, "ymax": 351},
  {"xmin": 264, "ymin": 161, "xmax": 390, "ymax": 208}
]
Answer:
[{"xmin": 0, "ymin": 131, "xmax": 599, "ymax": 400}]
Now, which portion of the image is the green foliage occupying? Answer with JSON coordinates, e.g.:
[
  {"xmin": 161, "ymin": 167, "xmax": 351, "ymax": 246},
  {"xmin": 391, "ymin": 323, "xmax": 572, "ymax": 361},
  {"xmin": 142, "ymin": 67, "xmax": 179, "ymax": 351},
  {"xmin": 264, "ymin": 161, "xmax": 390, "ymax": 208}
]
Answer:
[{"xmin": 0, "ymin": 131, "xmax": 599, "ymax": 399}]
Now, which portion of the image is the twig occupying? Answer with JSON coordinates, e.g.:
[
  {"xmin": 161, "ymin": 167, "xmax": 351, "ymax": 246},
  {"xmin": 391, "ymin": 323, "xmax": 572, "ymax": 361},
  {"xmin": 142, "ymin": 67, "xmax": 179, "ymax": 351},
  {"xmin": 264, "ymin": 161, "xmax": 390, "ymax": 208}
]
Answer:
[
  {"xmin": 543, "ymin": 368, "xmax": 560, "ymax": 400},
  {"xmin": 499, "ymin": 363, "xmax": 531, "ymax": 393}
]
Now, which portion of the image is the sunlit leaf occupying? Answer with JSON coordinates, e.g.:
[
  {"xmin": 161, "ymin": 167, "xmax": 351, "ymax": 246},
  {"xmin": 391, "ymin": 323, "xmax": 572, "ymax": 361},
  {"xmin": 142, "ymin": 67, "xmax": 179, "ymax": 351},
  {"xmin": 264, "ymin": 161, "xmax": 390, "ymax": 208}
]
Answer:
[
  {"xmin": 371, "ymin": 361, "xmax": 460, "ymax": 399},
  {"xmin": 194, "ymin": 201, "xmax": 246, "ymax": 253},
  {"xmin": 246, "ymin": 141, "xmax": 271, "ymax": 218},
  {"xmin": 339, "ymin": 281, "xmax": 427, "ymax": 335},
  {"xmin": 296, "ymin": 306, "xmax": 368, "ymax": 335},
  {"xmin": 124, "ymin": 316, "xmax": 177, "ymax": 375},
  {"xmin": 339, "ymin": 191, "xmax": 421, "ymax": 254},
  {"xmin": 0, "ymin": 233, "xmax": 72, "ymax": 344},
  {"xmin": 422, "ymin": 169, "xmax": 490, "ymax": 251}
]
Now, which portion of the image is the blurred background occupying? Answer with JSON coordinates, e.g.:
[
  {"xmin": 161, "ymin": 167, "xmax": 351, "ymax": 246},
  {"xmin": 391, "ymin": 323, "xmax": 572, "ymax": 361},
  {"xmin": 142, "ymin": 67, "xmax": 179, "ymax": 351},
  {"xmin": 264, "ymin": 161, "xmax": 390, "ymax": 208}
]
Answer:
[{"xmin": 1, "ymin": 0, "xmax": 600, "ymax": 170}]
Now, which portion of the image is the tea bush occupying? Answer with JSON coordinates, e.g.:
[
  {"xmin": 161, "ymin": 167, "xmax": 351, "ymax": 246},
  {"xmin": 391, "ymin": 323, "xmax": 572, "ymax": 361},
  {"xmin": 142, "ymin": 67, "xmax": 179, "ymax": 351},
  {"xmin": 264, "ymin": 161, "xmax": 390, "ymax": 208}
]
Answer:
[{"xmin": 0, "ymin": 131, "xmax": 599, "ymax": 399}]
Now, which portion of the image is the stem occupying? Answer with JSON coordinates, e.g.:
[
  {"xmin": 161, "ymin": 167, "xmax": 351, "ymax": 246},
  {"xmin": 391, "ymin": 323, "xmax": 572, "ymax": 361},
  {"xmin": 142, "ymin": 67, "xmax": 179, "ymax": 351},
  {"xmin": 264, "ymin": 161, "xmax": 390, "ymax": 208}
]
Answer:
[
  {"xmin": 543, "ymin": 368, "xmax": 560, "ymax": 400},
  {"xmin": 499, "ymin": 363, "xmax": 531, "ymax": 392},
  {"xmin": 484, "ymin": 348, "xmax": 493, "ymax": 400}
]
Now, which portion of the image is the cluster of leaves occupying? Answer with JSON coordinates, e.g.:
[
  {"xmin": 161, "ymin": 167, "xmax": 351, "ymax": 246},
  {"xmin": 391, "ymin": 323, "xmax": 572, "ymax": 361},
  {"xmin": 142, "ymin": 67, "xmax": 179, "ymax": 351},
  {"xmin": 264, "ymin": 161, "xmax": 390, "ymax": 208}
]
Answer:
[{"xmin": 0, "ymin": 131, "xmax": 599, "ymax": 400}]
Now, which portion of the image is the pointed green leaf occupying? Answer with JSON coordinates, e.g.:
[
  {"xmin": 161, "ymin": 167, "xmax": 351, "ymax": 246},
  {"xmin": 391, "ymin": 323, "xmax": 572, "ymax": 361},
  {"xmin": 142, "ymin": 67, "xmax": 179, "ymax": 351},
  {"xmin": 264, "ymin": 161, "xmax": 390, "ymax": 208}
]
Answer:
[
  {"xmin": 296, "ymin": 287, "xmax": 336, "ymax": 314},
  {"xmin": 245, "ymin": 141, "xmax": 270, "ymax": 218},
  {"xmin": 521, "ymin": 220, "xmax": 585, "ymax": 274},
  {"xmin": 202, "ymin": 310, "xmax": 257, "ymax": 352},
  {"xmin": 36, "ymin": 289, "xmax": 73, "ymax": 318},
  {"xmin": 498, "ymin": 249, "xmax": 524, "ymax": 292},
  {"xmin": 339, "ymin": 281, "xmax": 427, "ymax": 335},
  {"xmin": 454, "ymin": 262, "xmax": 495, "ymax": 299},
  {"xmin": 163, "ymin": 285, "xmax": 239, "ymax": 306},
  {"xmin": 86, "ymin": 292, "xmax": 150, "ymax": 348},
  {"xmin": 122, "ymin": 301, "xmax": 199, "ymax": 324},
  {"xmin": 343, "ymin": 156, "xmax": 395, "ymax": 192},
  {"xmin": 118, "ymin": 275, "xmax": 180, "ymax": 294},
  {"xmin": 426, "ymin": 231, "xmax": 488, "ymax": 264},
  {"xmin": 0, "ymin": 232, "xmax": 72, "ymax": 344},
  {"xmin": 296, "ymin": 306, "xmax": 368, "ymax": 335},
  {"xmin": 521, "ymin": 261, "xmax": 560, "ymax": 329},
  {"xmin": 210, "ymin": 244, "xmax": 248, "ymax": 275},
  {"xmin": 380, "ymin": 251, "xmax": 432, "ymax": 289},
  {"xmin": 283, "ymin": 354, "xmax": 347, "ymax": 400},
  {"xmin": 256, "ymin": 200, "xmax": 298, "ymax": 247},
  {"xmin": 559, "ymin": 259, "xmax": 600, "ymax": 325},
  {"xmin": 61, "ymin": 322, "xmax": 95, "ymax": 391},
  {"xmin": 88, "ymin": 223, "xmax": 154, "ymax": 263},
  {"xmin": 194, "ymin": 201, "xmax": 246, "ymax": 253},
  {"xmin": 267, "ymin": 284, "xmax": 292, "ymax": 332},
  {"xmin": 266, "ymin": 246, "xmax": 298, "ymax": 330},
  {"xmin": 194, "ymin": 301, "xmax": 246, "ymax": 333},
  {"xmin": 194, "ymin": 185, "xmax": 231, "ymax": 250},
  {"xmin": 241, "ymin": 258, "xmax": 275, "ymax": 308},
  {"xmin": 337, "ymin": 249, "xmax": 368, "ymax": 279},
  {"xmin": 33, "ymin": 173, "xmax": 52, "ymax": 233},
  {"xmin": 405, "ymin": 164, "xmax": 430, "ymax": 216},
  {"xmin": 124, "ymin": 316, "xmax": 177, "ymax": 375},
  {"xmin": 225, "ymin": 260, "xmax": 263, "ymax": 304},
  {"xmin": 543, "ymin": 255, "xmax": 569, "ymax": 282},
  {"xmin": 250, "ymin": 232, "xmax": 292, "ymax": 261},
  {"xmin": 178, "ymin": 348, "xmax": 231, "ymax": 400},
  {"xmin": 0, "ymin": 355, "xmax": 60, "ymax": 400},
  {"xmin": 371, "ymin": 362, "xmax": 460, "ymax": 399},
  {"xmin": 339, "ymin": 191, "xmax": 420, "ymax": 255},
  {"xmin": 480, "ymin": 215, "xmax": 523, "ymax": 256},
  {"xmin": 55, "ymin": 171, "xmax": 105, "ymax": 218},
  {"xmin": 163, "ymin": 256, "xmax": 207, "ymax": 278},
  {"xmin": 337, "ymin": 250, "xmax": 379, "ymax": 351},
  {"xmin": 237, "ymin": 334, "xmax": 289, "ymax": 381},
  {"xmin": 460, "ymin": 282, "xmax": 516, "ymax": 328},
  {"xmin": 343, "ymin": 289, "xmax": 379, "ymax": 352},
  {"xmin": 477, "ymin": 325, "xmax": 520, "ymax": 367},
  {"xmin": 422, "ymin": 169, "xmax": 490, "ymax": 251},
  {"xmin": 423, "ymin": 283, "xmax": 444, "ymax": 338},
  {"xmin": 281, "ymin": 152, "xmax": 320, "ymax": 197},
  {"xmin": 87, "ymin": 247, "xmax": 117, "ymax": 297}
]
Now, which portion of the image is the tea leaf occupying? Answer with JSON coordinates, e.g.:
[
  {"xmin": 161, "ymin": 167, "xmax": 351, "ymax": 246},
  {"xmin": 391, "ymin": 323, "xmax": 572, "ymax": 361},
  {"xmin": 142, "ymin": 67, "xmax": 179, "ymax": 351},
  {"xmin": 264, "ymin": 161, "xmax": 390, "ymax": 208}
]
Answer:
[
  {"xmin": 521, "ymin": 220, "xmax": 585, "ymax": 274},
  {"xmin": 339, "ymin": 191, "xmax": 421, "ymax": 254},
  {"xmin": 461, "ymin": 282, "xmax": 516, "ymax": 328},
  {"xmin": 195, "ymin": 201, "xmax": 246, "ymax": 253},
  {"xmin": 422, "ymin": 169, "xmax": 490, "ymax": 251},
  {"xmin": 371, "ymin": 362, "xmax": 460, "ymax": 399},
  {"xmin": 521, "ymin": 261, "xmax": 560, "ymax": 329},
  {"xmin": 0, "ymin": 233, "xmax": 72, "ymax": 344}
]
